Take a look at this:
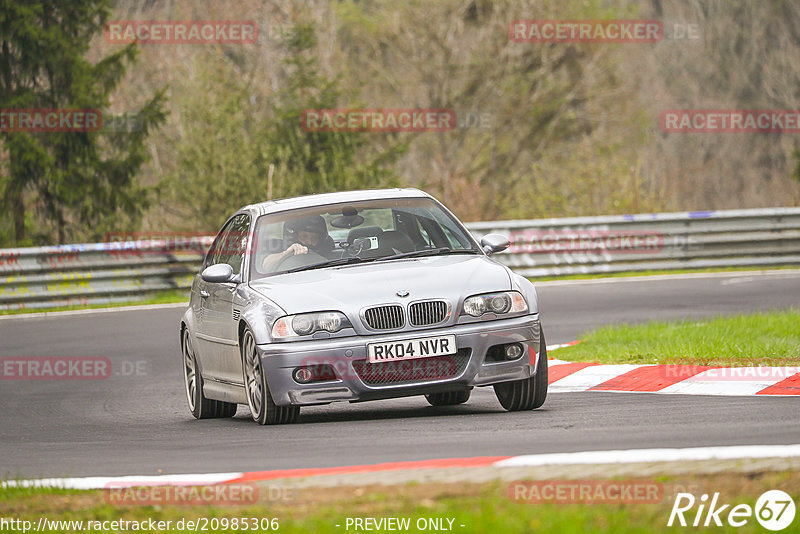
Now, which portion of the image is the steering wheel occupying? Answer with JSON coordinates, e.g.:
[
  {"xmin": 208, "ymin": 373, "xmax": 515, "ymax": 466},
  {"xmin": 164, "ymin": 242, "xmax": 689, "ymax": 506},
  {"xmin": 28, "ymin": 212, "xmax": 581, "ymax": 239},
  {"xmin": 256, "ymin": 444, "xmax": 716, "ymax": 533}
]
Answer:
[{"xmin": 274, "ymin": 249, "xmax": 328, "ymax": 271}]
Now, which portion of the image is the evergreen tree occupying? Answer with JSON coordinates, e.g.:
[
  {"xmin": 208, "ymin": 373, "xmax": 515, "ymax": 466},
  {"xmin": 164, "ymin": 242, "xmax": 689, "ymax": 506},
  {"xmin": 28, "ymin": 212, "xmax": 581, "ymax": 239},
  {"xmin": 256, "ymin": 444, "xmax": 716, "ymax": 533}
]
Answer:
[{"xmin": 0, "ymin": 0, "xmax": 165, "ymax": 245}]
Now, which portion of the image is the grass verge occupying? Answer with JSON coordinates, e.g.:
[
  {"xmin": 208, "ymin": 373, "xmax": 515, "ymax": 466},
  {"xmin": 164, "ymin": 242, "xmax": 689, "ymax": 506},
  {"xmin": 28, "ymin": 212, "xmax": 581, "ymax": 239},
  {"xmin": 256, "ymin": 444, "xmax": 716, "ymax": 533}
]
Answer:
[
  {"xmin": 0, "ymin": 290, "xmax": 189, "ymax": 316},
  {"xmin": 553, "ymin": 309, "xmax": 800, "ymax": 366},
  {"xmin": 1, "ymin": 470, "xmax": 797, "ymax": 533}
]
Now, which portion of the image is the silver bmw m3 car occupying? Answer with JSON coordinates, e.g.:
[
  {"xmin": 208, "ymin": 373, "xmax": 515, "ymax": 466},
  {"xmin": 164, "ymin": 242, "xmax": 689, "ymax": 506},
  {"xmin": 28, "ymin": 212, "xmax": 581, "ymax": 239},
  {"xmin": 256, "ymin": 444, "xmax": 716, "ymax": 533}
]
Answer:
[{"xmin": 180, "ymin": 188, "xmax": 547, "ymax": 424}]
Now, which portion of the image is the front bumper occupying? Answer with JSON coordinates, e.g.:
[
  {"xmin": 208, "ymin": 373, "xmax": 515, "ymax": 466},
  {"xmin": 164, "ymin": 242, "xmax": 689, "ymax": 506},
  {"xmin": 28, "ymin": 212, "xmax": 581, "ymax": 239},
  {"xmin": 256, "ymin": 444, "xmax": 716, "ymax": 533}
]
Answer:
[{"xmin": 257, "ymin": 314, "xmax": 542, "ymax": 406}]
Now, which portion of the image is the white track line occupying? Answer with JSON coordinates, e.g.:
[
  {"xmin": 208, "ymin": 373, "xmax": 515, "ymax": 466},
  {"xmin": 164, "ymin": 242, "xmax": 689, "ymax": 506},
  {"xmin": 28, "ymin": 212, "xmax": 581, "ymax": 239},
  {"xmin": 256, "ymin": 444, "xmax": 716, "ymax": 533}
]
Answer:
[
  {"xmin": 6, "ymin": 445, "xmax": 800, "ymax": 490},
  {"xmin": 494, "ymin": 444, "xmax": 800, "ymax": 468},
  {"xmin": 3, "ymin": 472, "xmax": 242, "ymax": 490},
  {"xmin": 0, "ymin": 302, "xmax": 187, "ymax": 321}
]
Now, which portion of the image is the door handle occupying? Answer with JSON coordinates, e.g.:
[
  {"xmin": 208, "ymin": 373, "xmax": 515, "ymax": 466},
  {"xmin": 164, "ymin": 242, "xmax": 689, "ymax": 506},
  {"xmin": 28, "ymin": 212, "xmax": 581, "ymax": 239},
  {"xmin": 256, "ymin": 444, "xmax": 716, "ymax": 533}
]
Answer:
[{"xmin": 200, "ymin": 290, "xmax": 210, "ymax": 298}]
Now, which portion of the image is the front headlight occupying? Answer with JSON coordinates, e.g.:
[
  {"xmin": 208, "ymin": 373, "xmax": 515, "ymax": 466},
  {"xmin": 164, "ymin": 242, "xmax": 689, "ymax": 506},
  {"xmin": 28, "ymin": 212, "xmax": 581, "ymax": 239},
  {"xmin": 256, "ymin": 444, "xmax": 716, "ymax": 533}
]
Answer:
[
  {"xmin": 462, "ymin": 291, "xmax": 527, "ymax": 318},
  {"xmin": 272, "ymin": 311, "xmax": 351, "ymax": 339}
]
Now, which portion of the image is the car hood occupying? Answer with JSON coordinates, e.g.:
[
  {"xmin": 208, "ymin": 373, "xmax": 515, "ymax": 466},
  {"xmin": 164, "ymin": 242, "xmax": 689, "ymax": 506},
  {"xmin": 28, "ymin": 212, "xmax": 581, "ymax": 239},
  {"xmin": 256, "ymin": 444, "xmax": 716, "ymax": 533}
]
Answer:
[{"xmin": 248, "ymin": 255, "xmax": 511, "ymax": 315}]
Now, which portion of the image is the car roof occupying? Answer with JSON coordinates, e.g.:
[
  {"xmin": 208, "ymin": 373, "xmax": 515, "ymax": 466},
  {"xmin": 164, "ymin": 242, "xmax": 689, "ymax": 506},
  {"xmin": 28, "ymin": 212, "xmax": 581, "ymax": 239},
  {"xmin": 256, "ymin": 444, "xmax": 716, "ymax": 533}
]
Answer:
[{"xmin": 239, "ymin": 188, "xmax": 433, "ymax": 217}]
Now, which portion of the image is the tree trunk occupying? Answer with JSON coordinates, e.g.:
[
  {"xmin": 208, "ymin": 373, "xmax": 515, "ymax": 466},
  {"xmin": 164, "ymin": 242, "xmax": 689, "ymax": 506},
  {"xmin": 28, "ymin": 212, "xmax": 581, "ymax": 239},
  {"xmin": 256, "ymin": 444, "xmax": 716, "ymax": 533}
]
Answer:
[
  {"xmin": 57, "ymin": 207, "xmax": 65, "ymax": 244},
  {"xmin": 13, "ymin": 186, "xmax": 24, "ymax": 243},
  {"xmin": 5, "ymin": 177, "xmax": 26, "ymax": 244}
]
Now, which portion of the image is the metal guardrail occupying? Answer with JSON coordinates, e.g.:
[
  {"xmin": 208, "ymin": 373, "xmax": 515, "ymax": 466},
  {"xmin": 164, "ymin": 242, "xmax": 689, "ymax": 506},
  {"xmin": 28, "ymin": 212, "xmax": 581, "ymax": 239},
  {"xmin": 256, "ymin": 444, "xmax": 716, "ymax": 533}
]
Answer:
[
  {"xmin": 0, "ymin": 238, "xmax": 212, "ymax": 311},
  {"xmin": 467, "ymin": 207, "xmax": 800, "ymax": 278},
  {"xmin": 1, "ymin": 208, "xmax": 799, "ymax": 310}
]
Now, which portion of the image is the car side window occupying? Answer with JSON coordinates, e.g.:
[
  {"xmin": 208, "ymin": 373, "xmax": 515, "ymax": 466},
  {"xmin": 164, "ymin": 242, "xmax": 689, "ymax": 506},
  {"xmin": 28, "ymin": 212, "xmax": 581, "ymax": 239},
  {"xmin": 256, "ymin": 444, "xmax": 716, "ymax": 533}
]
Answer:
[
  {"xmin": 202, "ymin": 238, "xmax": 217, "ymax": 270},
  {"xmin": 207, "ymin": 214, "xmax": 250, "ymax": 276},
  {"xmin": 202, "ymin": 227, "xmax": 227, "ymax": 270}
]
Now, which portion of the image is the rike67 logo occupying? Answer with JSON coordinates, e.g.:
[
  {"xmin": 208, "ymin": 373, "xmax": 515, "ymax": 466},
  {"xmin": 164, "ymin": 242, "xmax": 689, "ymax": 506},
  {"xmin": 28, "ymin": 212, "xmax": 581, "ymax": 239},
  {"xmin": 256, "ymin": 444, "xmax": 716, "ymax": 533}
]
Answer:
[{"xmin": 668, "ymin": 490, "xmax": 796, "ymax": 531}]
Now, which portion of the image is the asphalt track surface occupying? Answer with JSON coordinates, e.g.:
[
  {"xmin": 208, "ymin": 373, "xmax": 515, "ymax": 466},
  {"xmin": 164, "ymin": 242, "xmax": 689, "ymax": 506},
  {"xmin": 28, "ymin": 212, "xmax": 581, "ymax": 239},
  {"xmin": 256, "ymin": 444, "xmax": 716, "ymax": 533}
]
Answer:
[{"xmin": 1, "ymin": 271, "xmax": 799, "ymax": 479}]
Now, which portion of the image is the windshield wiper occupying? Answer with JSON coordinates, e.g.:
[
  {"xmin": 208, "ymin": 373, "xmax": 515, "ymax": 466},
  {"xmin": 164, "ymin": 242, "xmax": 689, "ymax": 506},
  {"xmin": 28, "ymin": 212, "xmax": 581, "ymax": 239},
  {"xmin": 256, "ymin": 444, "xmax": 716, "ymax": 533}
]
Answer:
[
  {"xmin": 375, "ymin": 247, "xmax": 478, "ymax": 262},
  {"xmin": 285, "ymin": 256, "xmax": 365, "ymax": 273}
]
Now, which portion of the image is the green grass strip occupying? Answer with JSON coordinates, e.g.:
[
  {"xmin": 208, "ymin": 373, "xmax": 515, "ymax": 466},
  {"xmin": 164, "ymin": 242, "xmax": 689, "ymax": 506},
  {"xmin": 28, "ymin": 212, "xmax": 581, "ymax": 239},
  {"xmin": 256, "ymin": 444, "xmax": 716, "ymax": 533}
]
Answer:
[{"xmin": 553, "ymin": 309, "xmax": 800, "ymax": 366}]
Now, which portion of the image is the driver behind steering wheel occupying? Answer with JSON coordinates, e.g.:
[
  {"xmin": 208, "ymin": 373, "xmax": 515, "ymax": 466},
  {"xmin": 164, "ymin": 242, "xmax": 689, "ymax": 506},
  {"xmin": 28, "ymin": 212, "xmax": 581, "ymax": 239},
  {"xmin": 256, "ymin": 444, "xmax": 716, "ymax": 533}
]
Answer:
[{"xmin": 261, "ymin": 215, "xmax": 334, "ymax": 272}]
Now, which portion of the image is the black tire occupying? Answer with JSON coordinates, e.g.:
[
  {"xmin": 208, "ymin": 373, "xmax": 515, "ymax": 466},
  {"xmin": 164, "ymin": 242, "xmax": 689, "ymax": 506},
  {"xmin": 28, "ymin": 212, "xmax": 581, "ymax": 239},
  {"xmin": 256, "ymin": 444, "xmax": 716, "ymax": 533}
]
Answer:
[
  {"xmin": 493, "ymin": 330, "xmax": 548, "ymax": 411},
  {"xmin": 241, "ymin": 328, "xmax": 300, "ymax": 425},
  {"xmin": 425, "ymin": 389, "xmax": 471, "ymax": 406},
  {"xmin": 183, "ymin": 329, "xmax": 237, "ymax": 419}
]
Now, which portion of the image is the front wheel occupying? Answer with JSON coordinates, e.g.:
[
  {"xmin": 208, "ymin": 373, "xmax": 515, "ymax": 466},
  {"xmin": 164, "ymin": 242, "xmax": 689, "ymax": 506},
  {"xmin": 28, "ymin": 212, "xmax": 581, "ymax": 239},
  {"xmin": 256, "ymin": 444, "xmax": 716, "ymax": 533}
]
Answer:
[
  {"xmin": 241, "ymin": 328, "xmax": 300, "ymax": 425},
  {"xmin": 493, "ymin": 330, "xmax": 548, "ymax": 411}
]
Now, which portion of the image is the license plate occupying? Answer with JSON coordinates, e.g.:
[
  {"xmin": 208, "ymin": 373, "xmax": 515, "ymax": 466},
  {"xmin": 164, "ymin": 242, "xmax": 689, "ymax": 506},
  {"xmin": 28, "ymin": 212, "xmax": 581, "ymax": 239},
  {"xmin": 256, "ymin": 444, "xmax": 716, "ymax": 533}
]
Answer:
[{"xmin": 367, "ymin": 334, "xmax": 456, "ymax": 363}]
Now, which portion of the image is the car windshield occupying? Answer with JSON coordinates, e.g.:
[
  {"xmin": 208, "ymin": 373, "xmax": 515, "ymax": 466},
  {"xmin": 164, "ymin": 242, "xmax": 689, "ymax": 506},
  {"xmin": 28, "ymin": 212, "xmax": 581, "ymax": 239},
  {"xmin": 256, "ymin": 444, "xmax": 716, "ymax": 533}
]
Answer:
[{"xmin": 250, "ymin": 197, "xmax": 480, "ymax": 280}]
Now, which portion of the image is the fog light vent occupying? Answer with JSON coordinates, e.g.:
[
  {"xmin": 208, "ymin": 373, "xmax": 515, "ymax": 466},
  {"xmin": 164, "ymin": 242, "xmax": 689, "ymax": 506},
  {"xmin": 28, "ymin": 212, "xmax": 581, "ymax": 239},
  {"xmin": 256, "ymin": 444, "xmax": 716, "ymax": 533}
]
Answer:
[
  {"xmin": 505, "ymin": 343, "xmax": 524, "ymax": 360},
  {"xmin": 293, "ymin": 367, "xmax": 314, "ymax": 383},
  {"xmin": 293, "ymin": 364, "xmax": 337, "ymax": 384}
]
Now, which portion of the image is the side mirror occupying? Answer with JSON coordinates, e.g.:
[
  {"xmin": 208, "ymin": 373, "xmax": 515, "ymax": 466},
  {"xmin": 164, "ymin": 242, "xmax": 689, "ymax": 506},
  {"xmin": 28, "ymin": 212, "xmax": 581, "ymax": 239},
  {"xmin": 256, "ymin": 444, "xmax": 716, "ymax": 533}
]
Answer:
[
  {"xmin": 480, "ymin": 234, "xmax": 510, "ymax": 255},
  {"xmin": 201, "ymin": 263, "xmax": 236, "ymax": 283}
]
